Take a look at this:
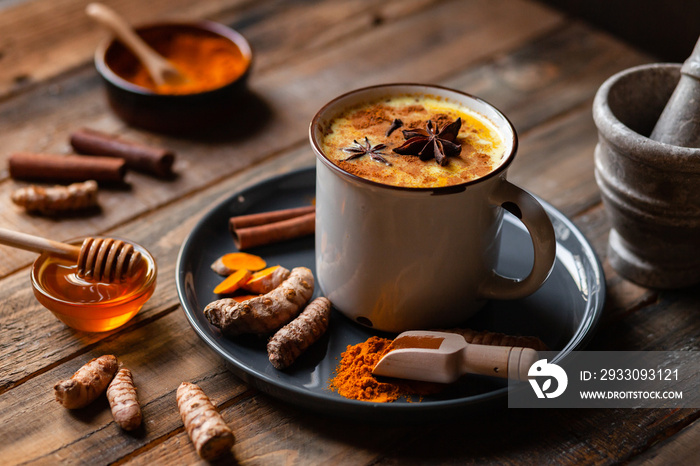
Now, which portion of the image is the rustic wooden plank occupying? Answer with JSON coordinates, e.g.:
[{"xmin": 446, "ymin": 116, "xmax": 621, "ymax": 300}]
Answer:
[
  {"xmin": 0, "ymin": 0, "xmax": 442, "ymax": 101},
  {"xmin": 443, "ymin": 21, "xmax": 652, "ymax": 133},
  {"xmin": 0, "ymin": 310, "xmax": 250, "ymax": 464},
  {"xmin": 635, "ymin": 417, "xmax": 700, "ymax": 465},
  {"xmin": 4, "ymin": 1, "xmax": 695, "ymax": 463},
  {"xmin": 361, "ymin": 291, "xmax": 700, "ymax": 464},
  {"xmin": 41, "ymin": 281, "xmax": 696, "ymax": 466},
  {"xmin": 17, "ymin": 278, "xmax": 698, "ymax": 466},
  {"xmin": 224, "ymin": 0, "xmax": 440, "ymax": 74},
  {"xmin": 254, "ymin": 0, "xmax": 563, "ymax": 106},
  {"xmin": 0, "ymin": 22, "xmax": 659, "ymax": 397},
  {"xmin": 0, "ymin": 129, "xmax": 692, "ymax": 463},
  {"xmin": 588, "ymin": 288, "xmax": 700, "ymax": 351},
  {"xmin": 1, "ymin": 118, "xmax": 692, "ymax": 465},
  {"xmin": 129, "ymin": 395, "xmax": 418, "ymax": 465},
  {"xmin": 0, "ymin": 111, "xmax": 622, "ymax": 392},
  {"xmin": 0, "ymin": 0, "xmax": 255, "ymax": 100},
  {"xmin": 507, "ymin": 106, "xmax": 601, "ymax": 216},
  {"xmin": 570, "ymin": 204, "xmax": 657, "ymax": 321},
  {"xmin": 364, "ymin": 408, "xmax": 700, "ymax": 465},
  {"xmin": 0, "ymin": 0, "xmax": 564, "ymax": 278},
  {"xmin": 0, "ymin": 146, "xmax": 314, "ymax": 393},
  {"xmin": 0, "ymin": 146, "xmax": 415, "ymax": 465}
]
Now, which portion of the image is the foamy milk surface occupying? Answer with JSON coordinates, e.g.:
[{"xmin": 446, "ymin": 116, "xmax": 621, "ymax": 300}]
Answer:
[{"xmin": 320, "ymin": 95, "xmax": 506, "ymax": 188}]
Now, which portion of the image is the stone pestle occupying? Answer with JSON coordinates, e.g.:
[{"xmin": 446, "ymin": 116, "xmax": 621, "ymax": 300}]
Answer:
[
  {"xmin": 650, "ymin": 35, "xmax": 700, "ymax": 147},
  {"xmin": 592, "ymin": 35, "xmax": 700, "ymax": 289}
]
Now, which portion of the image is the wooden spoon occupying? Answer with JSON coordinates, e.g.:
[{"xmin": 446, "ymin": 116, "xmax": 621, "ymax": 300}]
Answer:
[
  {"xmin": 372, "ymin": 330, "xmax": 539, "ymax": 383},
  {"xmin": 0, "ymin": 228, "xmax": 141, "ymax": 283},
  {"xmin": 86, "ymin": 2, "xmax": 187, "ymax": 87}
]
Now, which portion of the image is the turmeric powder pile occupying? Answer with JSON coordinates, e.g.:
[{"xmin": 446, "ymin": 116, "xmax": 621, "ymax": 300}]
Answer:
[{"xmin": 328, "ymin": 336, "xmax": 444, "ymax": 403}]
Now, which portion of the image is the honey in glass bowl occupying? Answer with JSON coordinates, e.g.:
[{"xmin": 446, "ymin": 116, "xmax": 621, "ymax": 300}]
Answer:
[{"xmin": 30, "ymin": 238, "xmax": 157, "ymax": 332}]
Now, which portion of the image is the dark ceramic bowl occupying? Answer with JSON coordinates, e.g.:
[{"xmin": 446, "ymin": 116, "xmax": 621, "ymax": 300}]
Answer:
[{"xmin": 94, "ymin": 20, "xmax": 252, "ymax": 133}]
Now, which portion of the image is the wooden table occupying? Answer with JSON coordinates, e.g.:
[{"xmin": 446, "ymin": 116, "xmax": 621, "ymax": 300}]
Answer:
[{"xmin": 1, "ymin": 0, "xmax": 698, "ymax": 464}]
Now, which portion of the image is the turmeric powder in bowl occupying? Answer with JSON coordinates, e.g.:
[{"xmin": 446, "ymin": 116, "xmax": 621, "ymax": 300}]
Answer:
[
  {"xmin": 95, "ymin": 21, "xmax": 253, "ymax": 132},
  {"xmin": 106, "ymin": 26, "xmax": 249, "ymax": 95}
]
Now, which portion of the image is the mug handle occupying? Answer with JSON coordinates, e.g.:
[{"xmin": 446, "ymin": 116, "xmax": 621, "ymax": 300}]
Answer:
[{"xmin": 478, "ymin": 180, "xmax": 557, "ymax": 300}]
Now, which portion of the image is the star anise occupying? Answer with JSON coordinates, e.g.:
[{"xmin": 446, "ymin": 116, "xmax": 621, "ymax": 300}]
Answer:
[
  {"xmin": 343, "ymin": 137, "xmax": 391, "ymax": 166},
  {"xmin": 392, "ymin": 118, "xmax": 462, "ymax": 166},
  {"xmin": 385, "ymin": 118, "xmax": 404, "ymax": 137}
]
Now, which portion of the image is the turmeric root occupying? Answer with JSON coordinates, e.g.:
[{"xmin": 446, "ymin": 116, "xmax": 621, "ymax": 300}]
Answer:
[
  {"xmin": 11, "ymin": 180, "xmax": 98, "ymax": 214},
  {"xmin": 106, "ymin": 367, "xmax": 142, "ymax": 431},
  {"xmin": 204, "ymin": 266, "xmax": 314, "ymax": 335},
  {"xmin": 54, "ymin": 355, "xmax": 118, "ymax": 409},
  {"xmin": 267, "ymin": 296, "xmax": 331, "ymax": 369},
  {"xmin": 210, "ymin": 252, "xmax": 266, "ymax": 276},
  {"xmin": 177, "ymin": 382, "xmax": 234, "ymax": 460},
  {"xmin": 441, "ymin": 328, "xmax": 549, "ymax": 351},
  {"xmin": 241, "ymin": 265, "xmax": 290, "ymax": 294},
  {"xmin": 213, "ymin": 268, "xmax": 252, "ymax": 294}
]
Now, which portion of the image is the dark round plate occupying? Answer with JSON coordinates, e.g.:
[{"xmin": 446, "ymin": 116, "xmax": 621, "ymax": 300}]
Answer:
[{"xmin": 176, "ymin": 166, "xmax": 605, "ymax": 421}]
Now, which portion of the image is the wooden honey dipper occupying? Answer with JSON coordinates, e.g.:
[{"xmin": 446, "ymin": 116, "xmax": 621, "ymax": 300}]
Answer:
[{"xmin": 0, "ymin": 228, "xmax": 141, "ymax": 282}]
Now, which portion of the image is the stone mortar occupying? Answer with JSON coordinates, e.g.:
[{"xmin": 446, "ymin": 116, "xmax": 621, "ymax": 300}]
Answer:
[{"xmin": 593, "ymin": 63, "xmax": 700, "ymax": 289}]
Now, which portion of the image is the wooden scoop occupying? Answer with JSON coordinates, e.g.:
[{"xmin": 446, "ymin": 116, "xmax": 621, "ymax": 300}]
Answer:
[
  {"xmin": 372, "ymin": 330, "xmax": 539, "ymax": 383},
  {"xmin": 86, "ymin": 2, "xmax": 187, "ymax": 87},
  {"xmin": 0, "ymin": 228, "xmax": 141, "ymax": 282}
]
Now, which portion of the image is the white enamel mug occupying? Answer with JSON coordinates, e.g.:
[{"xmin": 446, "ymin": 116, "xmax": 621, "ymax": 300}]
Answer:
[{"xmin": 310, "ymin": 84, "xmax": 556, "ymax": 332}]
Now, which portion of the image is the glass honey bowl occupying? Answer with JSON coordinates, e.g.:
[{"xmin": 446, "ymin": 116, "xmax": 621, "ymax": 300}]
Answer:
[{"xmin": 30, "ymin": 237, "xmax": 157, "ymax": 332}]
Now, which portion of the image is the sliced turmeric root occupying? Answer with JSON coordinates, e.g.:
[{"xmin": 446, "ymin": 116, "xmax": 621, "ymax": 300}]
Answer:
[
  {"xmin": 211, "ymin": 252, "xmax": 266, "ymax": 276},
  {"xmin": 205, "ymin": 267, "xmax": 314, "ymax": 335},
  {"xmin": 213, "ymin": 268, "xmax": 252, "ymax": 294},
  {"xmin": 241, "ymin": 265, "xmax": 290, "ymax": 294},
  {"xmin": 221, "ymin": 252, "xmax": 266, "ymax": 271}
]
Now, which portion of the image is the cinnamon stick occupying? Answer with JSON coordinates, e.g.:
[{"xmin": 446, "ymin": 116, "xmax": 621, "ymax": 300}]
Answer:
[
  {"xmin": 230, "ymin": 205, "xmax": 315, "ymax": 230},
  {"xmin": 9, "ymin": 152, "xmax": 126, "ymax": 183},
  {"xmin": 230, "ymin": 208, "xmax": 315, "ymax": 250},
  {"xmin": 70, "ymin": 128, "xmax": 175, "ymax": 177}
]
